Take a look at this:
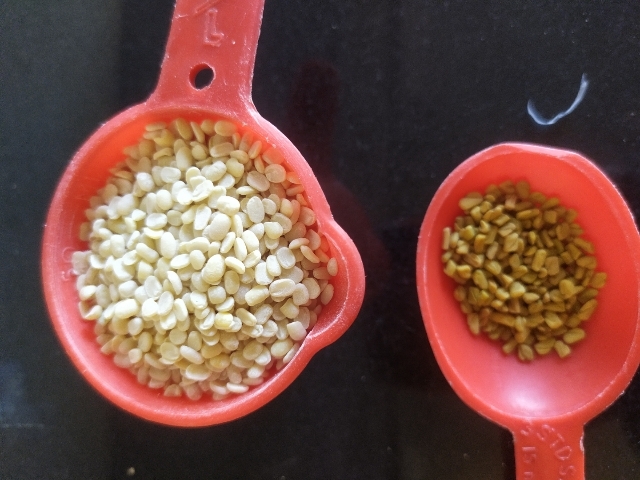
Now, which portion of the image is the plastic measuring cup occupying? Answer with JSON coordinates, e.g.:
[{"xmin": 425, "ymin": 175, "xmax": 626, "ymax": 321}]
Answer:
[
  {"xmin": 416, "ymin": 143, "xmax": 640, "ymax": 479},
  {"xmin": 41, "ymin": 0, "xmax": 365, "ymax": 427}
]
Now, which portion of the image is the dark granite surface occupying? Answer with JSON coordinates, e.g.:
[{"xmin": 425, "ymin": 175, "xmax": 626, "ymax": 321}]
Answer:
[{"xmin": 1, "ymin": 1, "xmax": 640, "ymax": 478}]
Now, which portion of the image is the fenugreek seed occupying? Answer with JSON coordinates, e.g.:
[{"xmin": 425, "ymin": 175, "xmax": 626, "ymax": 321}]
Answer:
[
  {"xmin": 467, "ymin": 313, "xmax": 480, "ymax": 335},
  {"xmin": 519, "ymin": 292, "xmax": 538, "ymax": 304},
  {"xmin": 534, "ymin": 338, "xmax": 555, "ymax": 355},
  {"xmin": 501, "ymin": 338, "xmax": 517, "ymax": 354},
  {"xmin": 542, "ymin": 209, "xmax": 557, "ymax": 224},
  {"xmin": 553, "ymin": 340, "xmax": 571, "ymax": 358},
  {"xmin": 544, "ymin": 311, "xmax": 563, "ymax": 330},
  {"xmin": 558, "ymin": 251, "xmax": 573, "ymax": 265},
  {"xmin": 517, "ymin": 344, "xmax": 534, "ymax": 361},
  {"xmin": 559, "ymin": 279, "xmax": 577, "ymax": 298},
  {"xmin": 578, "ymin": 299, "xmax": 598, "ymax": 320},
  {"xmin": 490, "ymin": 312, "xmax": 515, "ymax": 327},
  {"xmin": 472, "ymin": 269, "xmax": 488, "ymax": 290},
  {"xmin": 544, "ymin": 256, "xmax": 560, "ymax": 276},
  {"xmin": 530, "ymin": 249, "xmax": 547, "ymax": 272},
  {"xmin": 563, "ymin": 328, "xmax": 586, "ymax": 344},
  {"xmin": 456, "ymin": 264, "xmax": 472, "ymax": 279},
  {"xmin": 464, "ymin": 253, "xmax": 484, "ymax": 269},
  {"xmin": 491, "ymin": 287, "xmax": 507, "ymax": 302},
  {"xmin": 492, "ymin": 214, "xmax": 510, "ymax": 227},
  {"xmin": 455, "ymin": 242, "xmax": 469, "ymax": 255},
  {"xmin": 469, "ymin": 234, "xmax": 485, "ymax": 254},
  {"xmin": 515, "ymin": 181, "xmax": 530, "ymax": 199},
  {"xmin": 565, "ymin": 243, "xmax": 581, "ymax": 261},
  {"xmin": 576, "ymin": 255, "xmax": 597, "ymax": 269},
  {"xmin": 458, "ymin": 225, "xmax": 475, "ymax": 242},
  {"xmin": 525, "ymin": 313, "xmax": 545, "ymax": 328},
  {"xmin": 459, "ymin": 192, "xmax": 483, "ymax": 211},
  {"xmin": 441, "ymin": 227, "xmax": 452, "ymax": 250},
  {"xmin": 511, "ymin": 265, "xmax": 528, "ymax": 280},
  {"xmin": 514, "ymin": 208, "xmax": 538, "ymax": 221},
  {"xmin": 481, "ymin": 259, "xmax": 500, "ymax": 277},
  {"xmin": 496, "ymin": 273, "xmax": 513, "ymax": 288},
  {"xmin": 503, "ymin": 232, "xmax": 519, "ymax": 252},
  {"xmin": 444, "ymin": 259, "xmax": 457, "ymax": 277},
  {"xmin": 572, "ymin": 237, "xmax": 594, "ymax": 253},
  {"xmin": 590, "ymin": 272, "xmax": 607, "ymax": 289},
  {"xmin": 468, "ymin": 206, "xmax": 483, "ymax": 223}
]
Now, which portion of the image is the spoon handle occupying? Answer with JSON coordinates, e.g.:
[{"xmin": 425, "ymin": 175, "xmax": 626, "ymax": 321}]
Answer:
[
  {"xmin": 150, "ymin": 0, "xmax": 266, "ymax": 119},
  {"xmin": 513, "ymin": 420, "xmax": 584, "ymax": 480}
]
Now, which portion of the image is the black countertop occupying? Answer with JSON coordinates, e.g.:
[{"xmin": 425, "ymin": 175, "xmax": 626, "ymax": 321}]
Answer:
[{"xmin": 2, "ymin": 1, "xmax": 640, "ymax": 478}]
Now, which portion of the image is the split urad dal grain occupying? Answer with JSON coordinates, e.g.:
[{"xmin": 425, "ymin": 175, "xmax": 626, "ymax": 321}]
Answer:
[
  {"xmin": 441, "ymin": 180, "xmax": 606, "ymax": 362},
  {"xmin": 71, "ymin": 118, "xmax": 338, "ymax": 400}
]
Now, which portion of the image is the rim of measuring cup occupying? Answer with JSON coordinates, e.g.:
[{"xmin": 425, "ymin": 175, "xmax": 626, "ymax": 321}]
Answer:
[{"xmin": 42, "ymin": 100, "xmax": 365, "ymax": 426}]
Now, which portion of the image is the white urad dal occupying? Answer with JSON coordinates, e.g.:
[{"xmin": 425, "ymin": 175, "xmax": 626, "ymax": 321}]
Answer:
[{"xmin": 72, "ymin": 118, "xmax": 337, "ymax": 400}]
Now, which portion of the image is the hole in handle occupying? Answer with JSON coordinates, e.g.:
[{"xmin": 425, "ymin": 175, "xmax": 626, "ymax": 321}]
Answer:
[{"xmin": 191, "ymin": 64, "xmax": 214, "ymax": 89}]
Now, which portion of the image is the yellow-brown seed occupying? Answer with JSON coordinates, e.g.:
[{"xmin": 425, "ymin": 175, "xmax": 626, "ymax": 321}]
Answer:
[
  {"xmin": 563, "ymin": 328, "xmax": 586, "ymax": 344},
  {"xmin": 554, "ymin": 340, "xmax": 572, "ymax": 358},
  {"xmin": 442, "ymin": 180, "xmax": 605, "ymax": 362},
  {"xmin": 459, "ymin": 193, "xmax": 484, "ymax": 211}
]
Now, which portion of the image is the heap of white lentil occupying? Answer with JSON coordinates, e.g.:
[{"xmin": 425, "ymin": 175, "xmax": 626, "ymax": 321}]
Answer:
[
  {"xmin": 442, "ymin": 180, "xmax": 606, "ymax": 362},
  {"xmin": 71, "ymin": 118, "xmax": 338, "ymax": 400}
]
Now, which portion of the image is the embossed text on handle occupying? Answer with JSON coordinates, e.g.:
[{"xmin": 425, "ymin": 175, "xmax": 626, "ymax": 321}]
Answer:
[{"xmin": 195, "ymin": 0, "xmax": 224, "ymax": 46}]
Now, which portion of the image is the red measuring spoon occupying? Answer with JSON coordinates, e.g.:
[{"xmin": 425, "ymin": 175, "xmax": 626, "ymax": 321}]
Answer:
[
  {"xmin": 41, "ymin": 0, "xmax": 364, "ymax": 427},
  {"xmin": 417, "ymin": 143, "xmax": 640, "ymax": 479}
]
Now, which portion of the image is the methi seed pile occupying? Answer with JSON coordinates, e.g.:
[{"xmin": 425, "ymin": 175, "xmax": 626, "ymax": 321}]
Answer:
[
  {"xmin": 71, "ymin": 118, "xmax": 338, "ymax": 400},
  {"xmin": 441, "ymin": 180, "xmax": 606, "ymax": 362}
]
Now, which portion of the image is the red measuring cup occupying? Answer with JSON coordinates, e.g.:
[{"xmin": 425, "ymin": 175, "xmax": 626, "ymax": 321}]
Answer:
[
  {"xmin": 417, "ymin": 143, "xmax": 640, "ymax": 479},
  {"xmin": 41, "ymin": 0, "xmax": 365, "ymax": 427}
]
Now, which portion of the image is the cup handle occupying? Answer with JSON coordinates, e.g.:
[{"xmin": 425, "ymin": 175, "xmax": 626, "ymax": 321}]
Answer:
[
  {"xmin": 513, "ymin": 419, "xmax": 585, "ymax": 480},
  {"xmin": 149, "ymin": 0, "xmax": 265, "ymax": 118}
]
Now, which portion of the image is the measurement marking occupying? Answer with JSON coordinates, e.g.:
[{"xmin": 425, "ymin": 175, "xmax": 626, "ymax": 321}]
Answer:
[
  {"xmin": 520, "ymin": 423, "xmax": 576, "ymax": 479},
  {"xmin": 195, "ymin": 0, "xmax": 224, "ymax": 46},
  {"xmin": 194, "ymin": 0, "xmax": 222, "ymax": 14}
]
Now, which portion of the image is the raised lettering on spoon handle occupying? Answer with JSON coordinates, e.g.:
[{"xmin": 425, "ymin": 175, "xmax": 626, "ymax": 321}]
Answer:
[
  {"xmin": 514, "ymin": 420, "xmax": 584, "ymax": 480},
  {"xmin": 151, "ymin": 0, "xmax": 266, "ymax": 120}
]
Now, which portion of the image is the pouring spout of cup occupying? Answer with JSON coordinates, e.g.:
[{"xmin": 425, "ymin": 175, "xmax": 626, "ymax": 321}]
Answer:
[{"xmin": 150, "ymin": 0, "xmax": 266, "ymax": 120}]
